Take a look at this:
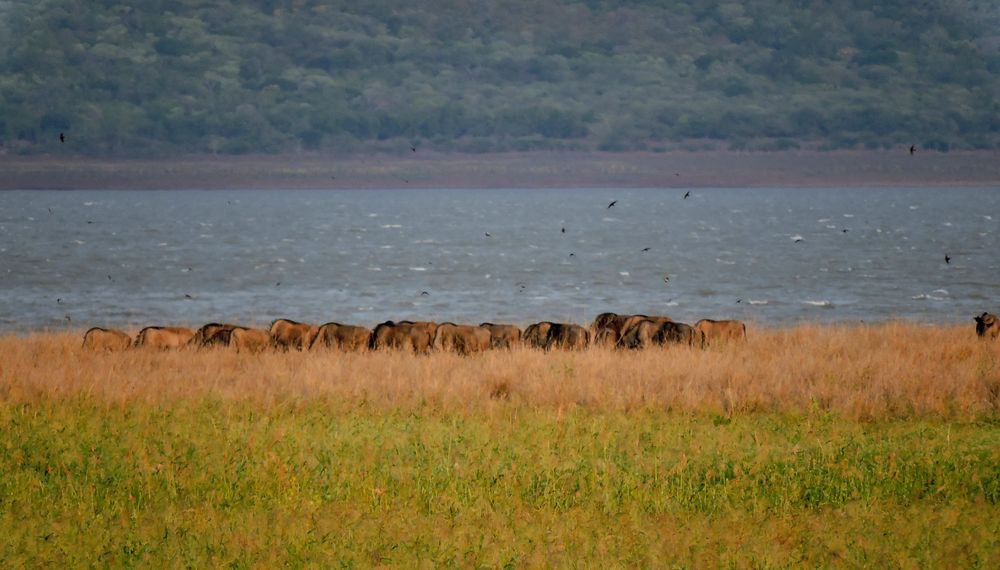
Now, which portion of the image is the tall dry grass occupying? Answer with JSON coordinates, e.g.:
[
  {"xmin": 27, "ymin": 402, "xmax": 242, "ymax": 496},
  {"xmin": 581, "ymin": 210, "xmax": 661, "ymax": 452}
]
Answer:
[{"xmin": 2, "ymin": 322, "xmax": 998, "ymax": 419}]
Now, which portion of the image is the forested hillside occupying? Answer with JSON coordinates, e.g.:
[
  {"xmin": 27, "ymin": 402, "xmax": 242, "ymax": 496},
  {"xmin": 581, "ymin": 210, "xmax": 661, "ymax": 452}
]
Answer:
[{"xmin": 2, "ymin": 0, "xmax": 999, "ymax": 156}]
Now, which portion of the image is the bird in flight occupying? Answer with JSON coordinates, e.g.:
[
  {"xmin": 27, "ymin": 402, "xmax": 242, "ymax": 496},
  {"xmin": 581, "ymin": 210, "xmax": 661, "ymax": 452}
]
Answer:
[
  {"xmin": 607, "ymin": 200, "xmax": 617, "ymax": 209},
  {"xmin": 59, "ymin": 133, "xmax": 65, "ymax": 143},
  {"xmin": 561, "ymin": 227, "xmax": 565, "ymax": 233},
  {"xmin": 736, "ymin": 299, "xmax": 742, "ymax": 304},
  {"xmin": 106, "ymin": 275, "xmax": 113, "ymax": 282},
  {"xmin": 663, "ymin": 275, "xmax": 670, "ymax": 284},
  {"xmin": 909, "ymin": 145, "xmax": 916, "ymax": 155},
  {"xmin": 411, "ymin": 146, "xmax": 417, "ymax": 152},
  {"xmin": 276, "ymin": 282, "xmax": 281, "ymax": 286},
  {"xmin": 420, "ymin": 291, "xmax": 429, "ymax": 296},
  {"xmin": 569, "ymin": 252, "xmax": 575, "ymax": 257},
  {"xmin": 945, "ymin": 254, "xmax": 951, "ymax": 264},
  {"xmin": 484, "ymin": 232, "xmax": 491, "ymax": 237},
  {"xmin": 641, "ymin": 247, "xmax": 651, "ymax": 252},
  {"xmin": 184, "ymin": 294, "xmax": 193, "ymax": 299},
  {"xmin": 683, "ymin": 191, "xmax": 690, "ymax": 199}
]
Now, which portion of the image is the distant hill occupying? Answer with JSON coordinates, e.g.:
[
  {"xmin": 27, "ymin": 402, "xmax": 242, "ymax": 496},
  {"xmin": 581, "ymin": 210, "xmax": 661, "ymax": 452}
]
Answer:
[{"xmin": 1, "ymin": 0, "xmax": 998, "ymax": 156}]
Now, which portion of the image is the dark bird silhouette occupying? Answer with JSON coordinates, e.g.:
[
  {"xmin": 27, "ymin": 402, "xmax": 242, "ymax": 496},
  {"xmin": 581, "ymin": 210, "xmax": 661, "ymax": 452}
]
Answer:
[
  {"xmin": 276, "ymin": 282, "xmax": 281, "ymax": 286},
  {"xmin": 736, "ymin": 298, "xmax": 742, "ymax": 304},
  {"xmin": 909, "ymin": 145, "xmax": 916, "ymax": 155},
  {"xmin": 87, "ymin": 220, "xmax": 94, "ymax": 224},
  {"xmin": 561, "ymin": 227, "xmax": 565, "ymax": 233},
  {"xmin": 641, "ymin": 247, "xmax": 651, "ymax": 252},
  {"xmin": 663, "ymin": 275, "xmax": 670, "ymax": 284},
  {"xmin": 47, "ymin": 207, "xmax": 52, "ymax": 215},
  {"xmin": 793, "ymin": 236, "xmax": 804, "ymax": 243},
  {"xmin": 57, "ymin": 298, "xmax": 62, "ymax": 304},
  {"xmin": 420, "ymin": 291, "xmax": 429, "ymax": 296},
  {"xmin": 945, "ymin": 254, "xmax": 951, "ymax": 264},
  {"xmin": 106, "ymin": 275, "xmax": 113, "ymax": 282},
  {"xmin": 607, "ymin": 200, "xmax": 617, "ymax": 209},
  {"xmin": 569, "ymin": 252, "xmax": 575, "ymax": 257},
  {"xmin": 484, "ymin": 232, "xmax": 491, "ymax": 237},
  {"xmin": 683, "ymin": 191, "xmax": 690, "ymax": 199},
  {"xmin": 184, "ymin": 294, "xmax": 193, "ymax": 299},
  {"xmin": 674, "ymin": 172, "xmax": 680, "ymax": 177},
  {"xmin": 59, "ymin": 133, "xmax": 65, "ymax": 143},
  {"xmin": 842, "ymin": 229, "xmax": 849, "ymax": 233},
  {"xmin": 411, "ymin": 146, "xmax": 417, "ymax": 152}
]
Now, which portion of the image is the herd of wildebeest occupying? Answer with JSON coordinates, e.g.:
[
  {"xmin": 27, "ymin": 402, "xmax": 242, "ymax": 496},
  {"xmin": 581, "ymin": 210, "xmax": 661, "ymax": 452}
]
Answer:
[
  {"xmin": 79, "ymin": 312, "xmax": 752, "ymax": 354},
  {"xmin": 80, "ymin": 310, "xmax": 1000, "ymax": 354}
]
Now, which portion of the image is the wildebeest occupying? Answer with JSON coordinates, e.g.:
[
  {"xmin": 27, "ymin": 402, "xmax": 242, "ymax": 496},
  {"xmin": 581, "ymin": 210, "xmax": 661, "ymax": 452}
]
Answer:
[
  {"xmin": 269, "ymin": 319, "xmax": 319, "ymax": 351},
  {"xmin": 133, "ymin": 326, "xmax": 196, "ymax": 349},
  {"xmin": 230, "ymin": 328, "xmax": 271, "ymax": 353},
  {"xmin": 543, "ymin": 323, "xmax": 591, "ymax": 351},
  {"xmin": 523, "ymin": 322, "xmax": 554, "ymax": 349},
  {"xmin": 694, "ymin": 319, "xmax": 747, "ymax": 345},
  {"xmin": 592, "ymin": 326, "xmax": 619, "ymax": 348},
  {"xmin": 433, "ymin": 323, "xmax": 491, "ymax": 355},
  {"xmin": 370, "ymin": 320, "xmax": 438, "ymax": 353},
  {"xmin": 189, "ymin": 323, "xmax": 246, "ymax": 348},
  {"xmin": 82, "ymin": 327, "xmax": 131, "ymax": 352},
  {"xmin": 479, "ymin": 323, "xmax": 522, "ymax": 350},
  {"xmin": 593, "ymin": 313, "xmax": 672, "ymax": 347},
  {"xmin": 975, "ymin": 312, "xmax": 999, "ymax": 340},
  {"xmin": 310, "ymin": 322, "xmax": 372, "ymax": 352},
  {"xmin": 621, "ymin": 319, "xmax": 701, "ymax": 349}
]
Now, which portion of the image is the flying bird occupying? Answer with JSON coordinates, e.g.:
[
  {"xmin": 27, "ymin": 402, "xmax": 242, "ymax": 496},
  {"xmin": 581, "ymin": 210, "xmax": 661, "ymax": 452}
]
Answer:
[
  {"xmin": 276, "ymin": 282, "xmax": 281, "ymax": 286},
  {"xmin": 909, "ymin": 145, "xmax": 916, "ymax": 155},
  {"xmin": 569, "ymin": 252, "xmax": 575, "ymax": 257},
  {"xmin": 184, "ymin": 294, "xmax": 193, "ymax": 299},
  {"xmin": 56, "ymin": 298, "xmax": 62, "ymax": 304},
  {"xmin": 683, "ymin": 191, "xmax": 690, "ymax": 199},
  {"xmin": 736, "ymin": 298, "xmax": 742, "ymax": 304},
  {"xmin": 484, "ymin": 232, "xmax": 491, "ymax": 237},
  {"xmin": 607, "ymin": 200, "xmax": 617, "ymax": 209},
  {"xmin": 59, "ymin": 133, "xmax": 65, "ymax": 143},
  {"xmin": 411, "ymin": 146, "xmax": 417, "ymax": 152},
  {"xmin": 641, "ymin": 247, "xmax": 651, "ymax": 252},
  {"xmin": 663, "ymin": 275, "xmax": 670, "ymax": 284},
  {"xmin": 420, "ymin": 291, "xmax": 429, "ymax": 296},
  {"xmin": 561, "ymin": 227, "xmax": 565, "ymax": 233},
  {"xmin": 945, "ymin": 254, "xmax": 951, "ymax": 264},
  {"xmin": 106, "ymin": 275, "xmax": 113, "ymax": 282}
]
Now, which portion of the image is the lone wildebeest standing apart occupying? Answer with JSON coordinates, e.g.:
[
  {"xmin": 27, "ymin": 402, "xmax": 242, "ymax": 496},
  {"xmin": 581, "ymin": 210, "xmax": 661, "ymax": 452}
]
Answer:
[
  {"xmin": 82, "ymin": 327, "xmax": 131, "ymax": 352},
  {"xmin": 269, "ymin": 319, "xmax": 319, "ymax": 351},
  {"xmin": 310, "ymin": 322, "xmax": 373, "ymax": 352},
  {"xmin": 230, "ymin": 328, "xmax": 271, "ymax": 353},
  {"xmin": 479, "ymin": 323, "xmax": 522, "ymax": 350},
  {"xmin": 975, "ymin": 313, "xmax": 999, "ymax": 340},
  {"xmin": 133, "ymin": 326, "xmax": 196, "ymax": 349},
  {"xmin": 694, "ymin": 319, "xmax": 747, "ymax": 346},
  {"xmin": 370, "ymin": 321, "xmax": 438, "ymax": 354},
  {"xmin": 432, "ymin": 323, "xmax": 491, "ymax": 355}
]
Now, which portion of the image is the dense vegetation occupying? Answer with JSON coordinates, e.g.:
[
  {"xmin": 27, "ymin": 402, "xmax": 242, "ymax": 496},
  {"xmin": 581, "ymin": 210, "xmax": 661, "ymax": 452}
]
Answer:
[{"xmin": 2, "ymin": 0, "xmax": 999, "ymax": 156}]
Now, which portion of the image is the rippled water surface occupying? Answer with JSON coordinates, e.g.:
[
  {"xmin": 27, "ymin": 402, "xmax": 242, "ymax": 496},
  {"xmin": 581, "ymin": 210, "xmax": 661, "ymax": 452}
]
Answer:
[{"xmin": 1, "ymin": 187, "xmax": 998, "ymax": 331}]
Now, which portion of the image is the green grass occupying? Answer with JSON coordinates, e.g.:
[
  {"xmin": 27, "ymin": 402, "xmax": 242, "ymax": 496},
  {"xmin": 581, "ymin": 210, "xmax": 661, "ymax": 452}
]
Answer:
[{"xmin": 2, "ymin": 400, "xmax": 998, "ymax": 567}]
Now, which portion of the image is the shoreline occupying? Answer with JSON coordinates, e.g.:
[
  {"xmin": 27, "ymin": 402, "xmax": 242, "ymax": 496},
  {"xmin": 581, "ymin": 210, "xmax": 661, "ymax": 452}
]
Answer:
[{"xmin": 3, "ymin": 150, "xmax": 1000, "ymax": 190}]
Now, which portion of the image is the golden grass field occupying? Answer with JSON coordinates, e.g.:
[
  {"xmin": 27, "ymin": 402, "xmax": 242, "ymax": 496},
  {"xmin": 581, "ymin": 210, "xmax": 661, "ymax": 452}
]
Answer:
[{"xmin": 2, "ymin": 323, "xmax": 999, "ymax": 566}]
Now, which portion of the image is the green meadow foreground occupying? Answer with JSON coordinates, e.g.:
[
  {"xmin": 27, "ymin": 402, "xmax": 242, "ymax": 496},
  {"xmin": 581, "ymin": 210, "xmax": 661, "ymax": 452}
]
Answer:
[{"xmin": 2, "ymin": 324, "xmax": 999, "ymax": 566}]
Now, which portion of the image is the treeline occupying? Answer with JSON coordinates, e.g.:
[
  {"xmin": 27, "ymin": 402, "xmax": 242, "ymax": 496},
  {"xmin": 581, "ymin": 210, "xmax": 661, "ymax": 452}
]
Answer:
[{"xmin": 1, "ymin": 0, "xmax": 999, "ymax": 156}]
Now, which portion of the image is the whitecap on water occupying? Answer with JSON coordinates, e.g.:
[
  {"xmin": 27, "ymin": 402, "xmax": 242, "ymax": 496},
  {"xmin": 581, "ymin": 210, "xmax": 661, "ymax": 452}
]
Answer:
[
  {"xmin": 909, "ymin": 205, "xmax": 919, "ymax": 210},
  {"xmin": 380, "ymin": 245, "xmax": 393, "ymax": 249},
  {"xmin": 715, "ymin": 258, "xmax": 736, "ymax": 265},
  {"xmin": 911, "ymin": 293, "xmax": 945, "ymax": 301},
  {"xmin": 985, "ymin": 215, "xmax": 993, "ymax": 221},
  {"xmin": 843, "ymin": 214, "xmax": 854, "ymax": 218},
  {"xmin": 803, "ymin": 300, "xmax": 834, "ymax": 308},
  {"xmin": 790, "ymin": 234, "xmax": 804, "ymax": 242},
  {"xmin": 932, "ymin": 288, "xmax": 949, "ymax": 295},
  {"xmin": 664, "ymin": 301, "xmax": 679, "ymax": 307},
  {"xmin": 381, "ymin": 224, "xmax": 402, "ymax": 228},
  {"xmin": 619, "ymin": 271, "xmax": 630, "ymax": 276},
  {"xmin": 158, "ymin": 242, "xmax": 168, "ymax": 246},
  {"xmin": 409, "ymin": 267, "xmax": 427, "ymax": 271},
  {"xmin": 73, "ymin": 239, "xmax": 85, "ymax": 244},
  {"xmin": 83, "ymin": 202, "xmax": 97, "ymax": 206},
  {"xmin": 817, "ymin": 218, "xmax": 831, "ymax": 223},
  {"xmin": 749, "ymin": 300, "xmax": 768, "ymax": 305}
]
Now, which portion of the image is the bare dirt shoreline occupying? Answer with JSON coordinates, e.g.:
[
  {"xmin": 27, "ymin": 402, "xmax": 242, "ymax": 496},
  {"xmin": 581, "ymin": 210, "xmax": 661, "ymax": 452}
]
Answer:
[{"xmin": 2, "ymin": 150, "xmax": 1000, "ymax": 190}]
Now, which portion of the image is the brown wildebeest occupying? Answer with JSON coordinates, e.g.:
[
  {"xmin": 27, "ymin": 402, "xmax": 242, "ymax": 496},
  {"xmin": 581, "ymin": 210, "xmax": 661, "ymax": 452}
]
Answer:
[
  {"xmin": 654, "ymin": 321, "xmax": 702, "ymax": 348},
  {"xmin": 694, "ymin": 319, "xmax": 747, "ymax": 345},
  {"xmin": 230, "ymin": 328, "xmax": 271, "ymax": 353},
  {"xmin": 269, "ymin": 319, "xmax": 319, "ymax": 351},
  {"xmin": 523, "ymin": 322, "xmax": 554, "ymax": 349},
  {"xmin": 189, "ymin": 323, "xmax": 246, "ymax": 348},
  {"xmin": 133, "ymin": 326, "xmax": 196, "ymax": 349},
  {"xmin": 591, "ymin": 312, "xmax": 669, "ymax": 346},
  {"xmin": 544, "ymin": 323, "xmax": 590, "ymax": 351},
  {"xmin": 82, "ymin": 327, "xmax": 131, "ymax": 352},
  {"xmin": 369, "ymin": 320, "xmax": 438, "ymax": 353},
  {"xmin": 975, "ymin": 312, "xmax": 999, "ymax": 340},
  {"xmin": 310, "ymin": 322, "xmax": 372, "ymax": 352},
  {"xmin": 433, "ymin": 323, "xmax": 491, "ymax": 355},
  {"xmin": 479, "ymin": 323, "xmax": 522, "ymax": 349},
  {"xmin": 592, "ymin": 326, "xmax": 619, "ymax": 348}
]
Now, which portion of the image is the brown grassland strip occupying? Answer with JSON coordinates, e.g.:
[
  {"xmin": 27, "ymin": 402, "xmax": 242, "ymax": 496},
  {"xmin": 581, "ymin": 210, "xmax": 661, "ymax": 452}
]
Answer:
[{"xmin": 2, "ymin": 323, "xmax": 999, "ymax": 418}]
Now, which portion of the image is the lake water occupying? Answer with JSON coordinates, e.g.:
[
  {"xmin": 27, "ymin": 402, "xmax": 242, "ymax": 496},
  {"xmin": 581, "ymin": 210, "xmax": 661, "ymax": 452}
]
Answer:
[{"xmin": 0, "ymin": 187, "xmax": 997, "ymax": 332}]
